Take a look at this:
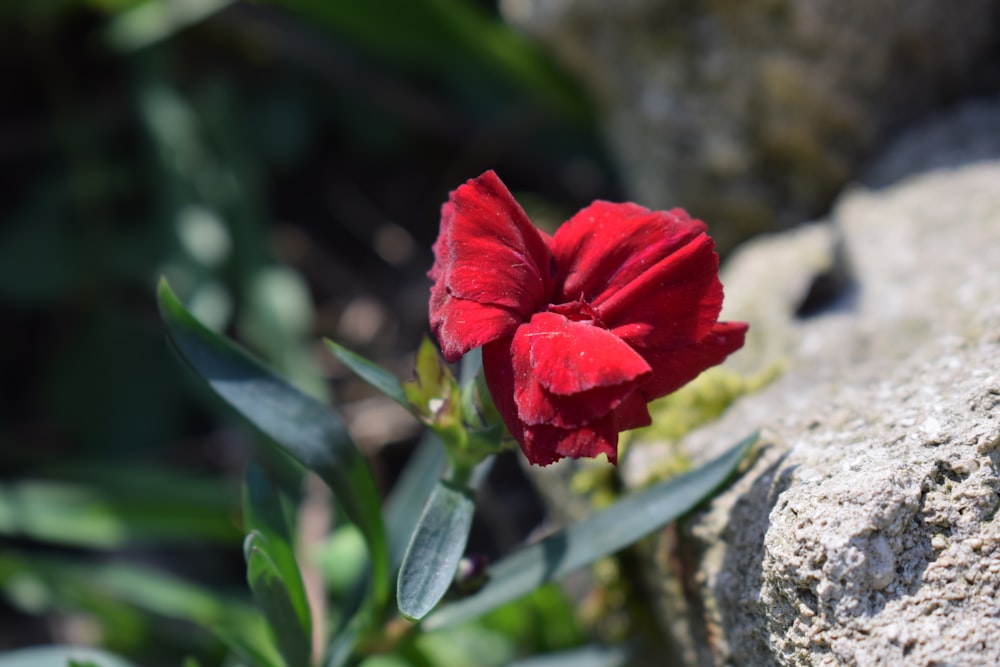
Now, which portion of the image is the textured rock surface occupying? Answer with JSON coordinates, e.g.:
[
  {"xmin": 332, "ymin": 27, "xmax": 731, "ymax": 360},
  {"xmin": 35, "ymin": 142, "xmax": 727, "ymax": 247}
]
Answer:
[
  {"xmin": 500, "ymin": 0, "xmax": 1000, "ymax": 249},
  {"xmin": 627, "ymin": 100, "xmax": 1000, "ymax": 666}
]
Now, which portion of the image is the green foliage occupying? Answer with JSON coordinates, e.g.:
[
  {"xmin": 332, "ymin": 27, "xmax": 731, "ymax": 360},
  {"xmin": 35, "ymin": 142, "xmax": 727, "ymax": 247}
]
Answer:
[
  {"xmin": 423, "ymin": 432, "xmax": 757, "ymax": 630},
  {"xmin": 0, "ymin": 646, "xmax": 137, "ymax": 667},
  {"xmin": 153, "ymin": 287, "xmax": 756, "ymax": 663},
  {"xmin": 396, "ymin": 474, "xmax": 477, "ymax": 621},
  {"xmin": 158, "ymin": 280, "xmax": 391, "ymax": 649},
  {"xmin": 0, "ymin": 472, "xmax": 237, "ymax": 549},
  {"xmin": 0, "ymin": 551, "xmax": 273, "ymax": 662},
  {"xmin": 243, "ymin": 464, "xmax": 314, "ymax": 667},
  {"xmin": 325, "ymin": 339, "xmax": 409, "ymax": 410},
  {"xmin": 381, "ymin": 433, "xmax": 448, "ymax": 569},
  {"xmin": 0, "ymin": 1, "xmax": 750, "ymax": 664}
]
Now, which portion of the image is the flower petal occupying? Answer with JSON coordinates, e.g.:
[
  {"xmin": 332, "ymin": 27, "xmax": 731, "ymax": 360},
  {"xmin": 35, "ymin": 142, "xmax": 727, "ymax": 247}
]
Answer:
[
  {"xmin": 604, "ymin": 233, "xmax": 726, "ymax": 348},
  {"xmin": 482, "ymin": 336, "xmax": 524, "ymax": 445},
  {"xmin": 613, "ymin": 392, "xmax": 653, "ymax": 431},
  {"xmin": 432, "ymin": 295, "xmax": 525, "ymax": 363},
  {"xmin": 524, "ymin": 415, "xmax": 620, "ymax": 465},
  {"xmin": 525, "ymin": 312, "xmax": 651, "ymax": 395},
  {"xmin": 637, "ymin": 321, "xmax": 749, "ymax": 400},
  {"xmin": 482, "ymin": 320, "xmax": 642, "ymax": 466},
  {"xmin": 509, "ymin": 312, "xmax": 650, "ymax": 429},
  {"xmin": 428, "ymin": 171, "xmax": 554, "ymax": 361},
  {"xmin": 550, "ymin": 202, "xmax": 706, "ymax": 307}
]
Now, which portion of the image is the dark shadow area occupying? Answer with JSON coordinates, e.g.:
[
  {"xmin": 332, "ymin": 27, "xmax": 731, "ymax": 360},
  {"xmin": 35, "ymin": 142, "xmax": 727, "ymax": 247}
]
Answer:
[
  {"xmin": 683, "ymin": 451, "xmax": 795, "ymax": 667},
  {"xmin": 793, "ymin": 232, "xmax": 858, "ymax": 320}
]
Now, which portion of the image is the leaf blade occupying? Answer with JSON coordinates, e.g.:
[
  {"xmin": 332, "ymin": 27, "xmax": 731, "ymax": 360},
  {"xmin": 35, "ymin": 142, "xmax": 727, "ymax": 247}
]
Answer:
[
  {"xmin": 324, "ymin": 338, "xmax": 409, "ymax": 409},
  {"xmin": 243, "ymin": 463, "xmax": 313, "ymax": 650},
  {"xmin": 396, "ymin": 478, "xmax": 476, "ymax": 621},
  {"xmin": 395, "ymin": 455, "xmax": 496, "ymax": 621},
  {"xmin": 383, "ymin": 432, "xmax": 448, "ymax": 570},
  {"xmin": 157, "ymin": 278, "xmax": 389, "ymax": 614},
  {"xmin": 423, "ymin": 432, "xmax": 757, "ymax": 629},
  {"xmin": 245, "ymin": 531, "xmax": 313, "ymax": 667}
]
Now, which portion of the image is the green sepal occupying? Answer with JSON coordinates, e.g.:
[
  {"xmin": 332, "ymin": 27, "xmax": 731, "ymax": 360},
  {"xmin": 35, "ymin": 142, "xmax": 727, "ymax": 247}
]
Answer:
[{"xmin": 401, "ymin": 337, "xmax": 464, "ymax": 440}]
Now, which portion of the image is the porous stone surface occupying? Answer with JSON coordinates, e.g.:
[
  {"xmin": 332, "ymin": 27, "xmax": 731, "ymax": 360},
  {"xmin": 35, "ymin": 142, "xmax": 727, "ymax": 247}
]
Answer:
[
  {"xmin": 500, "ymin": 0, "xmax": 1000, "ymax": 250},
  {"xmin": 629, "ymin": 100, "xmax": 1000, "ymax": 666}
]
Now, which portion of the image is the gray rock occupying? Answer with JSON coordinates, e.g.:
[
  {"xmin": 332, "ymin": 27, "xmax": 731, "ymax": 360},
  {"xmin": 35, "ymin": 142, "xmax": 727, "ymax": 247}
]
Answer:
[
  {"xmin": 627, "ymin": 101, "xmax": 1000, "ymax": 665},
  {"xmin": 500, "ymin": 0, "xmax": 1000, "ymax": 250}
]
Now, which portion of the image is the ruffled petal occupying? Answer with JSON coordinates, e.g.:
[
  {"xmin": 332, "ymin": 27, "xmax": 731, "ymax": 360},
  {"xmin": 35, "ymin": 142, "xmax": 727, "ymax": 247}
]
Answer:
[
  {"xmin": 428, "ymin": 171, "xmax": 554, "ymax": 361},
  {"xmin": 550, "ymin": 202, "xmax": 706, "ymax": 307},
  {"xmin": 511, "ymin": 312, "xmax": 650, "ymax": 427},
  {"xmin": 604, "ymin": 233, "xmax": 726, "ymax": 349},
  {"xmin": 637, "ymin": 321, "xmax": 748, "ymax": 400},
  {"xmin": 523, "ymin": 415, "xmax": 620, "ymax": 465},
  {"xmin": 526, "ymin": 312, "xmax": 650, "ymax": 394},
  {"xmin": 482, "ymin": 317, "xmax": 644, "ymax": 466},
  {"xmin": 612, "ymin": 392, "xmax": 653, "ymax": 432},
  {"xmin": 433, "ymin": 297, "xmax": 525, "ymax": 363}
]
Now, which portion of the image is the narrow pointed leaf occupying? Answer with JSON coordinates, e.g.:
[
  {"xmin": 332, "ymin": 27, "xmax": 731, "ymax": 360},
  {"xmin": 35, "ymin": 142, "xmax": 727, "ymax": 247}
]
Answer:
[
  {"xmin": 383, "ymin": 432, "xmax": 448, "ymax": 569},
  {"xmin": 396, "ymin": 477, "xmax": 476, "ymax": 621},
  {"xmin": 243, "ymin": 463, "xmax": 312, "ymax": 647},
  {"xmin": 245, "ymin": 531, "xmax": 312, "ymax": 667},
  {"xmin": 324, "ymin": 338, "xmax": 409, "ymax": 409},
  {"xmin": 423, "ymin": 432, "xmax": 757, "ymax": 629},
  {"xmin": 157, "ymin": 279, "xmax": 389, "ymax": 613}
]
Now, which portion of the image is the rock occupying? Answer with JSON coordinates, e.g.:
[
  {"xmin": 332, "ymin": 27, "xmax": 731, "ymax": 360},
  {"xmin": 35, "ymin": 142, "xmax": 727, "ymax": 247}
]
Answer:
[
  {"xmin": 500, "ymin": 0, "xmax": 1000, "ymax": 250},
  {"xmin": 627, "ymin": 99, "xmax": 1000, "ymax": 666}
]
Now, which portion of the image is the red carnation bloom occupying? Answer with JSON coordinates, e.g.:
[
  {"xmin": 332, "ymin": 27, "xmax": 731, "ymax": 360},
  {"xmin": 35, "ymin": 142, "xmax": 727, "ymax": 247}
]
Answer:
[{"xmin": 428, "ymin": 171, "xmax": 747, "ymax": 466}]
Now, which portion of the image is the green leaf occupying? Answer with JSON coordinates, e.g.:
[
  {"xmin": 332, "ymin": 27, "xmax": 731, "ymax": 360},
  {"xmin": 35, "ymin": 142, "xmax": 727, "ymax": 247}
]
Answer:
[
  {"xmin": 423, "ymin": 432, "xmax": 757, "ymax": 629},
  {"xmin": 0, "ymin": 472, "xmax": 237, "ymax": 549},
  {"xmin": 0, "ymin": 550, "xmax": 279, "ymax": 667},
  {"xmin": 104, "ymin": 0, "xmax": 236, "ymax": 52},
  {"xmin": 243, "ymin": 464, "xmax": 313, "ymax": 655},
  {"xmin": 213, "ymin": 624, "xmax": 284, "ymax": 667},
  {"xmin": 245, "ymin": 531, "xmax": 313, "ymax": 667},
  {"xmin": 395, "ymin": 458, "xmax": 496, "ymax": 621},
  {"xmin": 157, "ymin": 279, "xmax": 389, "ymax": 616},
  {"xmin": 324, "ymin": 338, "xmax": 409, "ymax": 409},
  {"xmin": 0, "ymin": 646, "xmax": 138, "ymax": 667},
  {"xmin": 507, "ymin": 644, "xmax": 636, "ymax": 667},
  {"xmin": 383, "ymin": 432, "xmax": 448, "ymax": 570},
  {"xmin": 396, "ymin": 475, "xmax": 476, "ymax": 621},
  {"xmin": 264, "ymin": 0, "xmax": 592, "ymax": 125},
  {"xmin": 323, "ymin": 612, "xmax": 366, "ymax": 667}
]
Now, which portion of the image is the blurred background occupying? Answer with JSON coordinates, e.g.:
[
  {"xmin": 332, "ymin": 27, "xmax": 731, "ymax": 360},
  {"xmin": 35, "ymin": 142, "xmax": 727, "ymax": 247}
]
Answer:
[
  {"xmin": 0, "ymin": 0, "xmax": 621, "ymax": 664},
  {"xmin": 3, "ymin": 0, "xmax": 999, "ymax": 664}
]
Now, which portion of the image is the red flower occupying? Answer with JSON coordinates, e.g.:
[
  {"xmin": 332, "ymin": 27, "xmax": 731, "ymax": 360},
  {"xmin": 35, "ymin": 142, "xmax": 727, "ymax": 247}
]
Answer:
[{"xmin": 429, "ymin": 171, "xmax": 747, "ymax": 466}]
